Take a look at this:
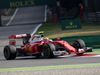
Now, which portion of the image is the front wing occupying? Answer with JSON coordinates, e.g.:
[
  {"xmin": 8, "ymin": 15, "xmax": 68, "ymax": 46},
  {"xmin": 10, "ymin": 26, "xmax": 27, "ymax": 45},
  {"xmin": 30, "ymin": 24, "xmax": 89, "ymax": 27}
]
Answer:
[{"xmin": 78, "ymin": 47, "xmax": 93, "ymax": 53}]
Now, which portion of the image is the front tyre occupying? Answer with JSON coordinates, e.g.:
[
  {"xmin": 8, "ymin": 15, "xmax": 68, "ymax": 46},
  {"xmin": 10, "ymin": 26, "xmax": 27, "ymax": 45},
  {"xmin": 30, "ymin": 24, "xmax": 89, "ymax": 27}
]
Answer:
[
  {"xmin": 4, "ymin": 45, "xmax": 16, "ymax": 60},
  {"xmin": 43, "ymin": 43, "xmax": 55, "ymax": 58},
  {"xmin": 73, "ymin": 39, "xmax": 86, "ymax": 55},
  {"xmin": 73, "ymin": 39, "xmax": 86, "ymax": 48}
]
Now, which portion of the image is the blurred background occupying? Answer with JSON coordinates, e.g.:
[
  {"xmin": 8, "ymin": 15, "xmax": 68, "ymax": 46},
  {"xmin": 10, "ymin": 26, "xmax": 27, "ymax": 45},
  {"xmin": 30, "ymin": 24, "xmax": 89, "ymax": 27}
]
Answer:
[{"xmin": 1, "ymin": 0, "xmax": 100, "ymax": 48}]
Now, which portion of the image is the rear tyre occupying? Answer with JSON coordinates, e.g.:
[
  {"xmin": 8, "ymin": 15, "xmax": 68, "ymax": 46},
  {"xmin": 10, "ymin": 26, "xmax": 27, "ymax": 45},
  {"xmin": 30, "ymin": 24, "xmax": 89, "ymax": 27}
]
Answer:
[
  {"xmin": 4, "ymin": 45, "xmax": 16, "ymax": 60},
  {"xmin": 73, "ymin": 39, "xmax": 86, "ymax": 55},
  {"xmin": 43, "ymin": 43, "xmax": 55, "ymax": 58}
]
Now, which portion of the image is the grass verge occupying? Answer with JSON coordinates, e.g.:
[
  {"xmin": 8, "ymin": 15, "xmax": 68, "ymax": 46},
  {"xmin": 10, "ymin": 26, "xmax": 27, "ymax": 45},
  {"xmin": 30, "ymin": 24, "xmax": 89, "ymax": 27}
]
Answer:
[
  {"xmin": 37, "ymin": 22, "xmax": 100, "ymax": 39},
  {"xmin": 0, "ymin": 63, "xmax": 100, "ymax": 72},
  {"xmin": 8, "ymin": 8, "xmax": 16, "ymax": 16},
  {"xmin": 89, "ymin": 49, "xmax": 100, "ymax": 54},
  {"xmin": 90, "ymin": 51, "xmax": 100, "ymax": 54}
]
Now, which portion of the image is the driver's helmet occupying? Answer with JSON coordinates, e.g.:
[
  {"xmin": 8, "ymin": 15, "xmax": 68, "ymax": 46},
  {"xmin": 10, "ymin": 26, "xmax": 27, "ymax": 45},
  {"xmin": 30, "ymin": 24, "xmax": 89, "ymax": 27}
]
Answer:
[
  {"xmin": 30, "ymin": 35, "xmax": 43, "ymax": 42},
  {"xmin": 35, "ymin": 35, "xmax": 43, "ymax": 42}
]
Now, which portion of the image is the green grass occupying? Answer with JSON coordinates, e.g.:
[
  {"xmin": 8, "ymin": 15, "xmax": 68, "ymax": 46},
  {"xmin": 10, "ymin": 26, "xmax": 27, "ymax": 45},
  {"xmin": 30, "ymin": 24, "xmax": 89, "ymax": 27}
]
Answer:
[
  {"xmin": 0, "ymin": 63, "xmax": 100, "ymax": 72},
  {"xmin": 88, "ymin": 48, "xmax": 100, "ymax": 54},
  {"xmin": 8, "ymin": 8, "xmax": 16, "ymax": 16},
  {"xmin": 37, "ymin": 23, "xmax": 61, "ymax": 37},
  {"xmin": 37, "ymin": 22, "xmax": 100, "ymax": 39},
  {"xmin": 90, "ymin": 49, "xmax": 100, "ymax": 54},
  {"xmin": 90, "ymin": 51, "xmax": 100, "ymax": 54}
]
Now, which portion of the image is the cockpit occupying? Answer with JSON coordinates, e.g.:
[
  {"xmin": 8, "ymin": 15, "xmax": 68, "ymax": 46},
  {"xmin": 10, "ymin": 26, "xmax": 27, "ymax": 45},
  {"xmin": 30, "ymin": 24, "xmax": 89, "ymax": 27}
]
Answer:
[
  {"xmin": 29, "ymin": 34, "xmax": 52, "ymax": 43},
  {"xmin": 29, "ymin": 35, "xmax": 43, "ymax": 42}
]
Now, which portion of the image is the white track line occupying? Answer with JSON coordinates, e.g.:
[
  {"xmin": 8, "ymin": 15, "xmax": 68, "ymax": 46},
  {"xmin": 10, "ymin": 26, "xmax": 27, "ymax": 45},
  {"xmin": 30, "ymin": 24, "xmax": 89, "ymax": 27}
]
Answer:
[
  {"xmin": 89, "ymin": 55, "xmax": 100, "ymax": 57},
  {"xmin": 6, "ymin": 8, "xmax": 18, "ymax": 26},
  {"xmin": 31, "ymin": 5, "xmax": 47, "ymax": 35},
  {"xmin": 31, "ymin": 23, "xmax": 42, "ymax": 36},
  {"xmin": 59, "ymin": 54, "xmax": 100, "ymax": 58},
  {"xmin": 6, "ymin": 6, "xmax": 47, "ymax": 35},
  {"xmin": 44, "ymin": 5, "xmax": 47, "ymax": 22}
]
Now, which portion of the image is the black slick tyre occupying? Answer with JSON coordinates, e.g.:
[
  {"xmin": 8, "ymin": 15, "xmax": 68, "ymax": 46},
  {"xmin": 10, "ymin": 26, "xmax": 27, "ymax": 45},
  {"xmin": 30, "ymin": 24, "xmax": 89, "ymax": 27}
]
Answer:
[
  {"xmin": 73, "ymin": 39, "xmax": 86, "ymax": 48},
  {"xmin": 43, "ymin": 43, "xmax": 55, "ymax": 58},
  {"xmin": 4, "ymin": 45, "xmax": 16, "ymax": 60},
  {"xmin": 73, "ymin": 39, "xmax": 86, "ymax": 55}
]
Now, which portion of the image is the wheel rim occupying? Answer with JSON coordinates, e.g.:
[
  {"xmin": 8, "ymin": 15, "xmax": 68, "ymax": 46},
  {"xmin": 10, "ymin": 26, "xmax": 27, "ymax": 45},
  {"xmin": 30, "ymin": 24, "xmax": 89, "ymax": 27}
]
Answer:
[
  {"xmin": 43, "ymin": 46, "xmax": 50, "ymax": 58},
  {"xmin": 73, "ymin": 41, "xmax": 80, "ymax": 47}
]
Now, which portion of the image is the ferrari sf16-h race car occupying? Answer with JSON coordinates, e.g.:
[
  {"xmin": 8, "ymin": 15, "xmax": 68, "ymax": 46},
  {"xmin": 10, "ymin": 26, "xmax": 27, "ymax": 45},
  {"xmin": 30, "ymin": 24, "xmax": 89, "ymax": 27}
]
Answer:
[{"xmin": 3, "ymin": 32, "xmax": 93, "ymax": 60}]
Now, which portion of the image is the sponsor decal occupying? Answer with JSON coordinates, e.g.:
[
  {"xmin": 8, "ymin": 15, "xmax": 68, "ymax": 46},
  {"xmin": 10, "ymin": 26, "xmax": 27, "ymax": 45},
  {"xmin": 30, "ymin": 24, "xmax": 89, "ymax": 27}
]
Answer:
[{"xmin": 29, "ymin": 46, "xmax": 33, "ymax": 52}]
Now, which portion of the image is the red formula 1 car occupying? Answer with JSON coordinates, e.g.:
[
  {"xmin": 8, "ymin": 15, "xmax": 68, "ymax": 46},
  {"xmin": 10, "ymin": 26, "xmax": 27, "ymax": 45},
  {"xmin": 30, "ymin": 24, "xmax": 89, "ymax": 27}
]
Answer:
[{"xmin": 3, "ymin": 32, "xmax": 92, "ymax": 60}]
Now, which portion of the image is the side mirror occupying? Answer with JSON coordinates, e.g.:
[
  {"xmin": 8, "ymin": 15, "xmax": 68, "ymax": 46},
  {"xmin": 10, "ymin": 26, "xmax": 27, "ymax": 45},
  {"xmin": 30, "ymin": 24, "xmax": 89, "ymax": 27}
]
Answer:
[{"xmin": 57, "ymin": 38, "xmax": 60, "ymax": 41}]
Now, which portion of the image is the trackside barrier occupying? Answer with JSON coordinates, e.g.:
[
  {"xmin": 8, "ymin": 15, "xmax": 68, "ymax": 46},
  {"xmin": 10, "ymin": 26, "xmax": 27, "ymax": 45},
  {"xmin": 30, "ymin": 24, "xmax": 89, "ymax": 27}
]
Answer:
[{"xmin": 52, "ymin": 35, "xmax": 100, "ymax": 49}]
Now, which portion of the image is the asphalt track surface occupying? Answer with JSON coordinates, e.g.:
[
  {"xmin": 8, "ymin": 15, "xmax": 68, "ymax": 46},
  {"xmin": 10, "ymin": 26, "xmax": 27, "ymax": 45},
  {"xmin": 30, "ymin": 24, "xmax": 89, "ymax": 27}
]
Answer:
[
  {"xmin": 9, "ymin": 6, "xmax": 45, "ymax": 25},
  {"xmin": 0, "ymin": 6, "xmax": 100, "ymax": 69}
]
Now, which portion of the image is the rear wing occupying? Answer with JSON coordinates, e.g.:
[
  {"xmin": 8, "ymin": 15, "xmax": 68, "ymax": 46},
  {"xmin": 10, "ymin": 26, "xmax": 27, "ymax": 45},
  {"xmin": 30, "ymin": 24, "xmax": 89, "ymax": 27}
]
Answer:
[
  {"xmin": 9, "ymin": 34, "xmax": 31, "ymax": 39},
  {"xmin": 9, "ymin": 34, "xmax": 31, "ymax": 46}
]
